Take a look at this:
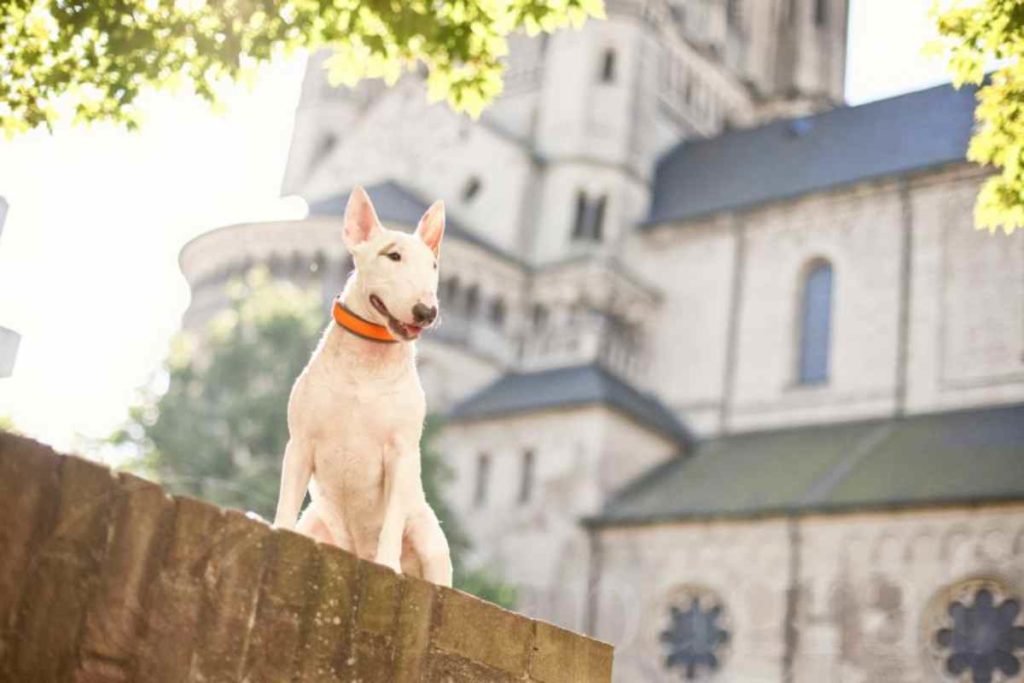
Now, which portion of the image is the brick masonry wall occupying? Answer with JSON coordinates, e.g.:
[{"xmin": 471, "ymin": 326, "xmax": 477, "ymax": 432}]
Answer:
[{"xmin": 0, "ymin": 432, "xmax": 613, "ymax": 682}]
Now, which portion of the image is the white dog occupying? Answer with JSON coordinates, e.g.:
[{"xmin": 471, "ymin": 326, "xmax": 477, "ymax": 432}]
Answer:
[{"xmin": 273, "ymin": 186, "xmax": 452, "ymax": 587}]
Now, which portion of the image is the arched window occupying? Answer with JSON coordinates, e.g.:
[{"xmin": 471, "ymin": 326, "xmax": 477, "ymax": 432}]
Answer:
[
  {"xmin": 798, "ymin": 260, "xmax": 833, "ymax": 385},
  {"xmin": 600, "ymin": 49, "xmax": 616, "ymax": 83}
]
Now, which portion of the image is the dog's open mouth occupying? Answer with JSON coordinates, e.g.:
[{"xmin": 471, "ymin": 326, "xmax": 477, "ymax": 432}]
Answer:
[{"xmin": 369, "ymin": 294, "xmax": 423, "ymax": 341}]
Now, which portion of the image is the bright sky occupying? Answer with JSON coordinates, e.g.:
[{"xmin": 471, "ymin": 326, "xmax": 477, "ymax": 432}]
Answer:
[{"xmin": 0, "ymin": 0, "xmax": 955, "ymax": 451}]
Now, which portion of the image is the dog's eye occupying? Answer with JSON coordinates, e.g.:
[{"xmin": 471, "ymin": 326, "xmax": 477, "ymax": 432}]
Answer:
[
  {"xmin": 386, "ymin": 252, "xmax": 401, "ymax": 262},
  {"xmin": 433, "ymin": 261, "xmax": 438, "ymax": 270}
]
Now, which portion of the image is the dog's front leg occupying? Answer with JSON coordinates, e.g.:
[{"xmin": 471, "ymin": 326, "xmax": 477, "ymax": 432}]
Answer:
[
  {"xmin": 273, "ymin": 438, "xmax": 313, "ymax": 530},
  {"xmin": 407, "ymin": 505, "xmax": 452, "ymax": 587},
  {"xmin": 375, "ymin": 438, "xmax": 422, "ymax": 573}
]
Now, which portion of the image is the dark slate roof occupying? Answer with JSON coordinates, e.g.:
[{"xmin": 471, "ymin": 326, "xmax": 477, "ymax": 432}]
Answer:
[
  {"xmin": 590, "ymin": 402, "xmax": 1024, "ymax": 526},
  {"xmin": 646, "ymin": 82, "xmax": 978, "ymax": 226},
  {"xmin": 448, "ymin": 364, "xmax": 693, "ymax": 449},
  {"xmin": 308, "ymin": 180, "xmax": 521, "ymax": 265}
]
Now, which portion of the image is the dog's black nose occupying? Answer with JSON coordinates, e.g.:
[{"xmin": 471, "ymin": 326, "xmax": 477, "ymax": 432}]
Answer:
[{"xmin": 412, "ymin": 303, "xmax": 438, "ymax": 325}]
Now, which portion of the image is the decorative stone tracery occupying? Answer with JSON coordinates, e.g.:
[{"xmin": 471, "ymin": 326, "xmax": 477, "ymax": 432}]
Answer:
[
  {"xmin": 924, "ymin": 578, "xmax": 1024, "ymax": 683},
  {"xmin": 660, "ymin": 586, "xmax": 731, "ymax": 680}
]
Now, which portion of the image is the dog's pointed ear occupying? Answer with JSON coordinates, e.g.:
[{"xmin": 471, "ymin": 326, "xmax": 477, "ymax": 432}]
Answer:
[
  {"xmin": 415, "ymin": 200, "xmax": 445, "ymax": 257},
  {"xmin": 343, "ymin": 186, "xmax": 382, "ymax": 250}
]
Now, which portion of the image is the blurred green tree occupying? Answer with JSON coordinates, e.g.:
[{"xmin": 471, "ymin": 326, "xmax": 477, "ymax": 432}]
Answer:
[
  {"xmin": 0, "ymin": 415, "xmax": 19, "ymax": 434},
  {"xmin": 934, "ymin": 0, "xmax": 1024, "ymax": 233},
  {"xmin": 1, "ymin": 0, "xmax": 603, "ymax": 135},
  {"xmin": 112, "ymin": 269, "xmax": 514, "ymax": 606}
]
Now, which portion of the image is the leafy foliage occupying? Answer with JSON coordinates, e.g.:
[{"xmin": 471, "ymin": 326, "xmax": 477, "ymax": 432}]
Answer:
[
  {"xmin": 934, "ymin": 0, "xmax": 1024, "ymax": 233},
  {"xmin": 113, "ymin": 269, "xmax": 513, "ymax": 605},
  {"xmin": 0, "ymin": 415, "xmax": 19, "ymax": 434},
  {"xmin": 1, "ymin": 0, "xmax": 604, "ymax": 135},
  {"xmin": 112, "ymin": 269, "xmax": 322, "ymax": 515}
]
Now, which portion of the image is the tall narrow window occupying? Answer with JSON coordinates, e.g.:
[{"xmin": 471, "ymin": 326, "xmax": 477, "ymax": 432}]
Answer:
[
  {"xmin": 591, "ymin": 195, "xmax": 607, "ymax": 241},
  {"xmin": 814, "ymin": 0, "xmax": 828, "ymax": 26},
  {"xmin": 600, "ymin": 49, "xmax": 617, "ymax": 83},
  {"xmin": 726, "ymin": 0, "xmax": 741, "ymax": 27},
  {"xmin": 572, "ymin": 191, "xmax": 589, "ymax": 239},
  {"xmin": 464, "ymin": 284, "xmax": 480, "ymax": 318},
  {"xmin": 442, "ymin": 276, "xmax": 460, "ymax": 307},
  {"xmin": 532, "ymin": 304, "xmax": 549, "ymax": 331},
  {"xmin": 518, "ymin": 450, "xmax": 535, "ymax": 504},
  {"xmin": 798, "ymin": 260, "xmax": 833, "ymax": 385},
  {"xmin": 489, "ymin": 297, "xmax": 506, "ymax": 327},
  {"xmin": 571, "ymin": 191, "xmax": 608, "ymax": 242},
  {"xmin": 474, "ymin": 453, "xmax": 490, "ymax": 507}
]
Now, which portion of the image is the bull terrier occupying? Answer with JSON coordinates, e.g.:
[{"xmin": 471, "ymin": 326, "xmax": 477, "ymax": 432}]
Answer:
[{"xmin": 273, "ymin": 185, "xmax": 452, "ymax": 587}]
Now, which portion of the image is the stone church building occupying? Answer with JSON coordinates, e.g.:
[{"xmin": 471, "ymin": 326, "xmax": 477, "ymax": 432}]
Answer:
[{"xmin": 179, "ymin": 1, "xmax": 1024, "ymax": 680}]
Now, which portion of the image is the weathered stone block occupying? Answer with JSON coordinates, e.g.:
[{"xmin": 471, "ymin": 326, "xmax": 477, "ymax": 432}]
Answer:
[
  {"xmin": 10, "ymin": 454, "xmax": 118, "ymax": 681},
  {"xmin": 346, "ymin": 560, "xmax": 403, "ymax": 681},
  {"xmin": 530, "ymin": 620, "xmax": 614, "ymax": 683},
  {"xmin": 393, "ymin": 576, "xmax": 437, "ymax": 683},
  {"xmin": 243, "ymin": 528, "xmax": 317, "ymax": 680},
  {"xmin": 133, "ymin": 496, "xmax": 225, "ymax": 683},
  {"xmin": 297, "ymin": 544, "xmax": 359, "ymax": 683},
  {"xmin": 76, "ymin": 473, "xmax": 172, "ymax": 670},
  {"xmin": 0, "ymin": 433, "xmax": 60, "ymax": 646},
  {"xmin": 358, "ymin": 561, "xmax": 402, "ymax": 636},
  {"xmin": 191, "ymin": 508, "xmax": 271, "ymax": 682},
  {"xmin": 426, "ymin": 650, "xmax": 519, "ymax": 682},
  {"xmin": 434, "ymin": 588, "xmax": 533, "ymax": 676}
]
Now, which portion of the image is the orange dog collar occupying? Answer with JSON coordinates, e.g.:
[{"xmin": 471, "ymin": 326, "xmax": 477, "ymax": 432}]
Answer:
[{"xmin": 332, "ymin": 298, "xmax": 398, "ymax": 343}]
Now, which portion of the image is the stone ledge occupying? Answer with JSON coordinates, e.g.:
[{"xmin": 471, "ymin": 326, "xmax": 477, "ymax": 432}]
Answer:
[{"xmin": 0, "ymin": 431, "xmax": 613, "ymax": 682}]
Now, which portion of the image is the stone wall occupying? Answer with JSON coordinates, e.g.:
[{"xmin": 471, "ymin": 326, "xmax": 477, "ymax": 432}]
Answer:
[
  {"xmin": 591, "ymin": 504, "xmax": 1024, "ymax": 682},
  {"xmin": 0, "ymin": 432, "xmax": 613, "ymax": 682},
  {"xmin": 632, "ymin": 164, "xmax": 1024, "ymax": 438},
  {"xmin": 442, "ymin": 405, "xmax": 679, "ymax": 632}
]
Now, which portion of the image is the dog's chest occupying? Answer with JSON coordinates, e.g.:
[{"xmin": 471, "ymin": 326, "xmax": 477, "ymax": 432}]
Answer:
[
  {"xmin": 297, "ymin": 347, "xmax": 424, "ymax": 489},
  {"xmin": 304, "ymin": 362, "xmax": 421, "ymax": 431}
]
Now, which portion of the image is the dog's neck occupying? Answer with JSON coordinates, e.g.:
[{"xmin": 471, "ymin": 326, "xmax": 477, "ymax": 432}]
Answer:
[{"xmin": 321, "ymin": 273, "xmax": 415, "ymax": 373}]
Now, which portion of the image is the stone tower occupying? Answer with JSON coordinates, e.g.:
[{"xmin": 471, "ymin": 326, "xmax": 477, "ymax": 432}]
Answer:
[{"xmin": 280, "ymin": 0, "xmax": 850, "ymax": 268}]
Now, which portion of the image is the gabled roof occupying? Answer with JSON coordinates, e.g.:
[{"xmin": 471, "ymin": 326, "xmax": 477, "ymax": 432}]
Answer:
[
  {"xmin": 308, "ymin": 180, "xmax": 521, "ymax": 266},
  {"xmin": 448, "ymin": 364, "xmax": 693, "ymax": 449},
  {"xmin": 589, "ymin": 402, "xmax": 1024, "ymax": 526},
  {"xmin": 646, "ymin": 83, "xmax": 978, "ymax": 227}
]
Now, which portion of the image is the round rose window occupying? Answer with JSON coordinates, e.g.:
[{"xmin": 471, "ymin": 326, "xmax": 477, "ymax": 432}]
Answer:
[
  {"xmin": 925, "ymin": 579, "xmax": 1024, "ymax": 683},
  {"xmin": 660, "ymin": 588, "xmax": 730, "ymax": 680}
]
